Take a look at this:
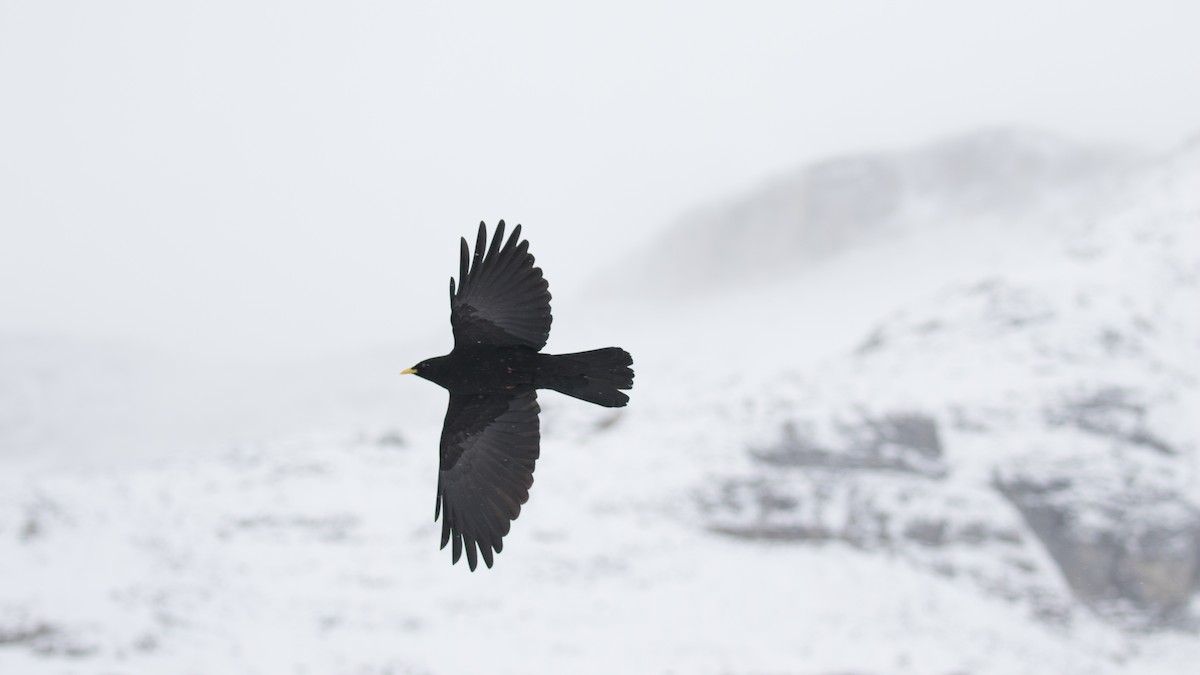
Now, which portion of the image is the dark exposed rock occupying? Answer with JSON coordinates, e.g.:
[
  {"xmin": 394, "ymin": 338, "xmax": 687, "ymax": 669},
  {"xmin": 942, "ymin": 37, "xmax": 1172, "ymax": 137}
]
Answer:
[
  {"xmin": 0, "ymin": 617, "xmax": 93, "ymax": 657},
  {"xmin": 854, "ymin": 327, "xmax": 887, "ymax": 355},
  {"xmin": 705, "ymin": 473, "xmax": 1022, "ymax": 551},
  {"xmin": 374, "ymin": 430, "xmax": 406, "ymax": 448},
  {"xmin": 1045, "ymin": 387, "xmax": 1175, "ymax": 455},
  {"xmin": 752, "ymin": 412, "xmax": 945, "ymax": 478},
  {"xmin": 217, "ymin": 514, "xmax": 360, "ymax": 542},
  {"xmin": 16, "ymin": 495, "xmax": 66, "ymax": 543},
  {"xmin": 0, "ymin": 621, "xmax": 55, "ymax": 646},
  {"xmin": 997, "ymin": 473, "xmax": 1200, "ymax": 627},
  {"xmin": 700, "ymin": 469, "xmax": 1062, "ymax": 620}
]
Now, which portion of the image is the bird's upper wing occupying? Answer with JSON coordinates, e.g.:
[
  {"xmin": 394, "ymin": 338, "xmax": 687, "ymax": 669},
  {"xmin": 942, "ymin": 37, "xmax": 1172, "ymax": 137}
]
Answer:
[
  {"xmin": 436, "ymin": 388, "xmax": 541, "ymax": 570},
  {"xmin": 450, "ymin": 221, "xmax": 552, "ymax": 351}
]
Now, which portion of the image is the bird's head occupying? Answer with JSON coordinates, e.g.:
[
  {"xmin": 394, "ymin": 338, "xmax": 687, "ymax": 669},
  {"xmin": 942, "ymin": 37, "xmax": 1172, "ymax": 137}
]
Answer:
[{"xmin": 401, "ymin": 355, "xmax": 453, "ymax": 388}]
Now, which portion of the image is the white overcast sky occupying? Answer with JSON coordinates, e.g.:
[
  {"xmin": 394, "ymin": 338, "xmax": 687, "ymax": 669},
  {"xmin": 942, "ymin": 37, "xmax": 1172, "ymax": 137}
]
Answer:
[{"xmin": 2, "ymin": 1, "xmax": 1198, "ymax": 360}]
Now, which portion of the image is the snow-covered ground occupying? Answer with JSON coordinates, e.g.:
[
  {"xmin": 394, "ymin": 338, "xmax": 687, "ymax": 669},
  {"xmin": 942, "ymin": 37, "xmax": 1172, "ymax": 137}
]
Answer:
[{"xmin": 2, "ymin": 129, "xmax": 1198, "ymax": 673}]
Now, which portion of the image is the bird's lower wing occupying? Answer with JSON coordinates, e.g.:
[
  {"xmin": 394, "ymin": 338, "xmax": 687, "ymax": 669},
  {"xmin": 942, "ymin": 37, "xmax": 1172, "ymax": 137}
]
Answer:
[{"xmin": 436, "ymin": 388, "xmax": 541, "ymax": 570}]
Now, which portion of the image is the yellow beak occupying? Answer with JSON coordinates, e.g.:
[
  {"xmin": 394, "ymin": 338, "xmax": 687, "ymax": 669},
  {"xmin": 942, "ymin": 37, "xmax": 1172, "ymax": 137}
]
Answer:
[{"xmin": 401, "ymin": 368, "xmax": 417, "ymax": 375}]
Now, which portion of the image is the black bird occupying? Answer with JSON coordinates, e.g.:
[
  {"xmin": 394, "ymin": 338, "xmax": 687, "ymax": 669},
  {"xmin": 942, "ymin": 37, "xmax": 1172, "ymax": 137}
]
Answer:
[{"xmin": 402, "ymin": 221, "xmax": 634, "ymax": 570}]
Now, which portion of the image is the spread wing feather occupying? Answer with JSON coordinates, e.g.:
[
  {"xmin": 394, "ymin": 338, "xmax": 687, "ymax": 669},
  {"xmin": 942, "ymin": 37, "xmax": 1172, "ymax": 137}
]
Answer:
[
  {"xmin": 436, "ymin": 389, "xmax": 541, "ymax": 570},
  {"xmin": 450, "ymin": 221, "xmax": 552, "ymax": 350}
]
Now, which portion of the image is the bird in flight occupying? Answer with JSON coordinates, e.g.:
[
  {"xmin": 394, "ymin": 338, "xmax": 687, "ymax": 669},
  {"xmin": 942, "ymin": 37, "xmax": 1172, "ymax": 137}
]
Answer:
[{"xmin": 403, "ymin": 221, "xmax": 634, "ymax": 570}]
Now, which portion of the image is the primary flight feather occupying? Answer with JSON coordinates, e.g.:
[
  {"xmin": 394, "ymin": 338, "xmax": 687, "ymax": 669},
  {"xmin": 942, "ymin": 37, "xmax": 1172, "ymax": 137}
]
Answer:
[{"xmin": 403, "ymin": 221, "xmax": 634, "ymax": 570}]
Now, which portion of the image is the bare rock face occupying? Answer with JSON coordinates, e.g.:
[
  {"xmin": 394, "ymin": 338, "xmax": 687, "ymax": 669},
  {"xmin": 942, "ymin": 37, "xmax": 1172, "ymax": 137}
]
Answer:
[
  {"xmin": 700, "ymin": 411, "xmax": 1072, "ymax": 621},
  {"xmin": 701, "ymin": 401, "xmax": 1200, "ymax": 629},
  {"xmin": 704, "ymin": 469, "xmax": 1020, "ymax": 551},
  {"xmin": 1046, "ymin": 387, "xmax": 1176, "ymax": 456},
  {"xmin": 0, "ymin": 610, "xmax": 91, "ymax": 658},
  {"xmin": 997, "ymin": 467, "xmax": 1200, "ymax": 627},
  {"xmin": 704, "ymin": 410, "xmax": 950, "ymax": 543},
  {"xmin": 751, "ymin": 412, "xmax": 946, "ymax": 478}
]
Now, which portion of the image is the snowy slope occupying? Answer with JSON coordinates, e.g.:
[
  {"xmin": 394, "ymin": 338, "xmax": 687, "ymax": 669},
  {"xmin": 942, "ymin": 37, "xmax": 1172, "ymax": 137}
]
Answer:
[{"xmin": 1, "ymin": 129, "xmax": 1198, "ymax": 674}]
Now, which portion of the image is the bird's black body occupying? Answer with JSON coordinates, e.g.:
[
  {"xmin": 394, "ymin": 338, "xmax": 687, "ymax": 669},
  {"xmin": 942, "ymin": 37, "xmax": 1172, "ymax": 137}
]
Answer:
[
  {"xmin": 417, "ymin": 347, "xmax": 631, "ymax": 405},
  {"xmin": 405, "ymin": 221, "xmax": 633, "ymax": 570},
  {"xmin": 414, "ymin": 347, "xmax": 542, "ymax": 393}
]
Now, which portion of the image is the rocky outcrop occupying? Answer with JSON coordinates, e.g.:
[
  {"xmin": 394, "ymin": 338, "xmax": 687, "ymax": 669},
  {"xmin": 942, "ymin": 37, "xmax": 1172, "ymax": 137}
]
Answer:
[
  {"xmin": 750, "ymin": 412, "xmax": 946, "ymax": 478},
  {"xmin": 0, "ymin": 612, "xmax": 91, "ymax": 657},
  {"xmin": 1045, "ymin": 387, "xmax": 1176, "ymax": 455},
  {"xmin": 998, "ymin": 470, "xmax": 1200, "ymax": 627},
  {"xmin": 702, "ymin": 402, "xmax": 1200, "ymax": 629},
  {"xmin": 701, "ymin": 410, "xmax": 1074, "ymax": 621}
]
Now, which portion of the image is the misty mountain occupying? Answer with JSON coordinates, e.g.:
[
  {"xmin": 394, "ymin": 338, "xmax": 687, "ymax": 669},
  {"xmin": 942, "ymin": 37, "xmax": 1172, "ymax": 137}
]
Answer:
[
  {"xmin": 699, "ymin": 133, "xmax": 1200, "ymax": 629},
  {"xmin": 1, "ymin": 128, "xmax": 1197, "ymax": 673},
  {"xmin": 615, "ymin": 127, "xmax": 1139, "ymax": 297}
]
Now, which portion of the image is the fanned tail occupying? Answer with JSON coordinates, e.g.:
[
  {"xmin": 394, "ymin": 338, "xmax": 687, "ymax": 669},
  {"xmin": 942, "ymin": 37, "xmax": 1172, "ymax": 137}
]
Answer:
[{"xmin": 543, "ymin": 348, "xmax": 634, "ymax": 408}]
